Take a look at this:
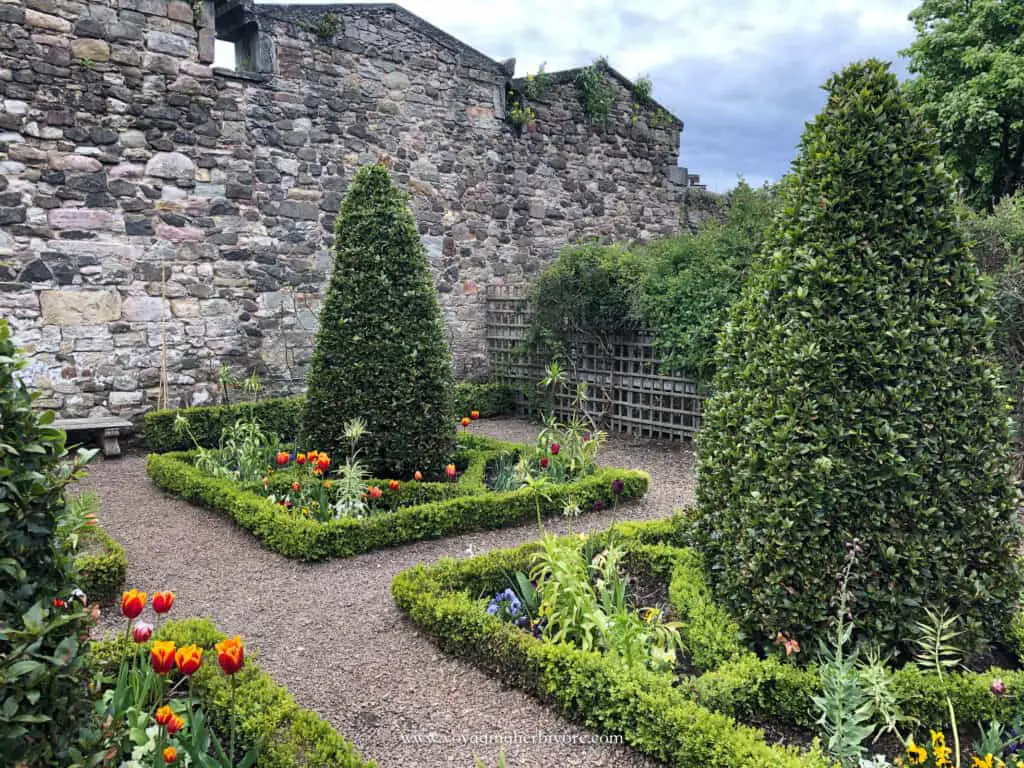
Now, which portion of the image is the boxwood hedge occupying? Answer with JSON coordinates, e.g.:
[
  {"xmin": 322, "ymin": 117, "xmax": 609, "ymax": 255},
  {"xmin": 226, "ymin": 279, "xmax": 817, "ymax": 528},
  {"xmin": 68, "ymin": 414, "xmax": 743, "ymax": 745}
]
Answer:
[
  {"xmin": 146, "ymin": 435, "xmax": 647, "ymax": 560},
  {"xmin": 73, "ymin": 522, "xmax": 127, "ymax": 605},
  {"xmin": 392, "ymin": 519, "xmax": 1024, "ymax": 765}
]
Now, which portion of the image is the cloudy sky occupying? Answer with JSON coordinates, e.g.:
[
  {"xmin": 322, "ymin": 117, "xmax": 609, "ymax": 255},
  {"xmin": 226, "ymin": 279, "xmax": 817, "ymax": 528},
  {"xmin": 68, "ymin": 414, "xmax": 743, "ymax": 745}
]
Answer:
[{"xmin": 240, "ymin": 1, "xmax": 922, "ymax": 192}]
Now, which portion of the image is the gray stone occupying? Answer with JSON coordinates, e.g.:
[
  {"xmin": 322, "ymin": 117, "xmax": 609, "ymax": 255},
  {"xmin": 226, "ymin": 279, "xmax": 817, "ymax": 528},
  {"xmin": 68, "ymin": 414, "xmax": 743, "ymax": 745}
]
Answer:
[
  {"xmin": 121, "ymin": 295, "xmax": 169, "ymax": 322},
  {"xmin": 277, "ymin": 200, "xmax": 319, "ymax": 220},
  {"xmin": 144, "ymin": 30, "xmax": 191, "ymax": 58},
  {"xmin": 145, "ymin": 151, "xmax": 195, "ymax": 180},
  {"xmin": 40, "ymin": 289, "xmax": 122, "ymax": 325}
]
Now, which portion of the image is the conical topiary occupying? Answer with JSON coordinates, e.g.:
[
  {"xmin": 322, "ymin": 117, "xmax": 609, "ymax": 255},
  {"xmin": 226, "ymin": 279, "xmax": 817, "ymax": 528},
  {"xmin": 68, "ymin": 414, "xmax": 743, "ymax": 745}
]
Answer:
[
  {"xmin": 692, "ymin": 59, "xmax": 1021, "ymax": 654},
  {"xmin": 301, "ymin": 163, "xmax": 455, "ymax": 477}
]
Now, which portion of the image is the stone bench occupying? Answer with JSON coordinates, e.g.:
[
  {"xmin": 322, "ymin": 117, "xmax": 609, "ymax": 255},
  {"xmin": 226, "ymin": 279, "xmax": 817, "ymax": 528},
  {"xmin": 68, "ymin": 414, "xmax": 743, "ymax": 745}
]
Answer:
[{"xmin": 52, "ymin": 416, "xmax": 133, "ymax": 458}]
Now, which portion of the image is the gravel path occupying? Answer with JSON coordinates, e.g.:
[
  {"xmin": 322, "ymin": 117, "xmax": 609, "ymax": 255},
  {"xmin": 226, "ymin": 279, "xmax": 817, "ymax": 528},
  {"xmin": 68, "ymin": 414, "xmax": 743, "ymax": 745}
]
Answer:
[{"xmin": 81, "ymin": 418, "xmax": 695, "ymax": 768}]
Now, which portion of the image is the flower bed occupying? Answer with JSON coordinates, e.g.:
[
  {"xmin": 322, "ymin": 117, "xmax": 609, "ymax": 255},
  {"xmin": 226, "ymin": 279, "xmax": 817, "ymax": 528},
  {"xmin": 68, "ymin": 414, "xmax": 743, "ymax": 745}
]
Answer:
[
  {"xmin": 391, "ymin": 519, "xmax": 1024, "ymax": 767},
  {"xmin": 147, "ymin": 434, "xmax": 648, "ymax": 560},
  {"xmin": 90, "ymin": 617, "xmax": 375, "ymax": 768}
]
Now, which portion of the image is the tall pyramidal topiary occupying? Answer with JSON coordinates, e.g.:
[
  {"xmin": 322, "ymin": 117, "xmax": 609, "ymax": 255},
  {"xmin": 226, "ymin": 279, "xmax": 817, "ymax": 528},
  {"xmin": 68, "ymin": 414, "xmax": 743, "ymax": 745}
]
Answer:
[
  {"xmin": 302, "ymin": 163, "xmax": 455, "ymax": 477},
  {"xmin": 693, "ymin": 60, "xmax": 1021, "ymax": 654}
]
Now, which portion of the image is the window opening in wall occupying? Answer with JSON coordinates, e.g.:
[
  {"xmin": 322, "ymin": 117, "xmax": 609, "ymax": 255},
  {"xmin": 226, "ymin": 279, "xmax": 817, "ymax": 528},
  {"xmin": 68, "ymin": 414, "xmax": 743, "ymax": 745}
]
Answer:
[{"xmin": 214, "ymin": 39, "xmax": 236, "ymax": 70}]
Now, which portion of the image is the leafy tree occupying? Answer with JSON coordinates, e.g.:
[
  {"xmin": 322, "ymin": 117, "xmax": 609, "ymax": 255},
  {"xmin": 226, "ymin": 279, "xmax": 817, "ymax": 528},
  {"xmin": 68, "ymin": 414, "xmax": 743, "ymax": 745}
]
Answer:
[
  {"xmin": 638, "ymin": 180, "xmax": 779, "ymax": 380},
  {"xmin": 902, "ymin": 0, "xmax": 1024, "ymax": 209},
  {"xmin": 693, "ymin": 60, "xmax": 1021, "ymax": 655},
  {"xmin": 0, "ymin": 320, "xmax": 96, "ymax": 764},
  {"xmin": 301, "ymin": 163, "xmax": 455, "ymax": 477}
]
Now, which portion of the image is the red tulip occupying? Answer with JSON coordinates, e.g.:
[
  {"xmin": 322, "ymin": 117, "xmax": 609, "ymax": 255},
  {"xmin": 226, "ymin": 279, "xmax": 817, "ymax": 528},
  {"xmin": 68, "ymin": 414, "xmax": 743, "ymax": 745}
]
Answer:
[
  {"xmin": 470, "ymin": 411, "xmax": 479, "ymax": 420},
  {"xmin": 152, "ymin": 591, "xmax": 175, "ymax": 614},
  {"xmin": 174, "ymin": 644, "xmax": 203, "ymax": 676},
  {"xmin": 297, "ymin": 454, "xmax": 306, "ymax": 465},
  {"xmin": 150, "ymin": 640, "xmax": 176, "ymax": 674},
  {"xmin": 163, "ymin": 746, "xmax": 178, "ymax": 764},
  {"xmin": 53, "ymin": 598, "xmax": 66, "ymax": 608},
  {"xmin": 120, "ymin": 589, "xmax": 146, "ymax": 619},
  {"xmin": 275, "ymin": 451, "xmax": 289, "ymax": 466},
  {"xmin": 540, "ymin": 457, "xmax": 549, "ymax": 469},
  {"xmin": 315, "ymin": 453, "xmax": 330, "ymax": 474},
  {"xmin": 155, "ymin": 705, "xmax": 174, "ymax": 726},
  {"xmin": 550, "ymin": 443, "xmax": 560, "ymax": 455},
  {"xmin": 388, "ymin": 479, "xmax": 399, "ymax": 492},
  {"xmin": 369, "ymin": 486, "xmax": 382, "ymax": 500},
  {"xmin": 291, "ymin": 481, "xmax": 301, "ymax": 492},
  {"xmin": 215, "ymin": 636, "xmax": 244, "ymax": 675},
  {"xmin": 414, "ymin": 471, "xmax": 423, "ymax": 481},
  {"xmin": 166, "ymin": 714, "xmax": 185, "ymax": 735},
  {"xmin": 132, "ymin": 621, "xmax": 153, "ymax": 643},
  {"xmin": 445, "ymin": 464, "xmax": 456, "ymax": 480},
  {"xmin": 460, "ymin": 417, "xmax": 471, "ymax": 428}
]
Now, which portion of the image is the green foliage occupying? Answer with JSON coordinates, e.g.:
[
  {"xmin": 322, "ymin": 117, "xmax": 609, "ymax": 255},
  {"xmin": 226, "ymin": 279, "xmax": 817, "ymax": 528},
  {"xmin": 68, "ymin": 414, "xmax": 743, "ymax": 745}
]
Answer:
[
  {"xmin": 73, "ymin": 523, "xmax": 127, "ymax": 606},
  {"xmin": 301, "ymin": 163, "xmax": 456, "ymax": 477},
  {"xmin": 506, "ymin": 89, "xmax": 537, "ymax": 130},
  {"xmin": 391, "ymin": 533, "xmax": 832, "ymax": 768},
  {"xmin": 638, "ymin": 180, "xmax": 779, "ymax": 379},
  {"xmin": 523, "ymin": 62, "xmax": 551, "ymax": 101},
  {"xmin": 528, "ymin": 242, "xmax": 646, "ymax": 353},
  {"xmin": 144, "ymin": 396, "xmax": 304, "ymax": 453},
  {"xmin": 91, "ymin": 618, "xmax": 375, "ymax": 767},
  {"xmin": 575, "ymin": 57, "xmax": 614, "ymax": 124},
  {"xmin": 902, "ymin": 0, "xmax": 1024, "ymax": 209},
  {"xmin": 633, "ymin": 75, "xmax": 653, "ymax": 105},
  {"xmin": 528, "ymin": 533, "xmax": 683, "ymax": 672},
  {"xmin": 146, "ymin": 435, "xmax": 648, "ymax": 560},
  {"xmin": 693, "ymin": 60, "xmax": 1021, "ymax": 655},
  {"xmin": 453, "ymin": 382, "xmax": 516, "ymax": 419},
  {"xmin": 311, "ymin": 12, "xmax": 340, "ymax": 40},
  {"xmin": 0, "ymin": 319, "xmax": 96, "ymax": 766}
]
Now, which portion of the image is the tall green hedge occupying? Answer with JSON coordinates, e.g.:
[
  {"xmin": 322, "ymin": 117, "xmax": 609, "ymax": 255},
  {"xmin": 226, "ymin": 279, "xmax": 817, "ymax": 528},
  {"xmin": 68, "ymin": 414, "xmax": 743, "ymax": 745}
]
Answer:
[
  {"xmin": 301, "ymin": 163, "xmax": 455, "ymax": 477},
  {"xmin": 0, "ymin": 320, "xmax": 94, "ymax": 764},
  {"xmin": 693, "ymin": 60, "xmax": 1021, "ymax": 654}
]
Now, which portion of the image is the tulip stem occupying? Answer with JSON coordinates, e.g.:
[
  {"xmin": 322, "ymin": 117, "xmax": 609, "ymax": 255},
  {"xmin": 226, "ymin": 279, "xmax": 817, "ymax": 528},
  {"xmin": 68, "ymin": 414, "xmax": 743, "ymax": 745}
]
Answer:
[{"xmin": 229, "ymin": 673, "xmax": 236, "ymax": 764}]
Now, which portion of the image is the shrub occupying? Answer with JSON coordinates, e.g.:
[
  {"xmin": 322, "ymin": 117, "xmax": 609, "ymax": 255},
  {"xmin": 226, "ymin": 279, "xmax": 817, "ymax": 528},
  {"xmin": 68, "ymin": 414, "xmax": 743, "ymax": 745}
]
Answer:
[
  {"xmin": 693, "ymin": 60, "xmax": 1021, "ymax": 655},
  {"xmin": 638, "ymin": 180, "xmax": 779, "ymax": 379},
  {"xmin": 144, "ymin": 396, "xmax": 304, "ymax": 452},
  {"xmin": 0, "ymin": 320, "xmax": 95, "ymax": 765},
  {"xmin": 301, "ymin": 163, "xmax": 455, "ymax": 477},
  {"xmin": 73, "ymin": 523, "xmax": 127, "ymax": 605}
]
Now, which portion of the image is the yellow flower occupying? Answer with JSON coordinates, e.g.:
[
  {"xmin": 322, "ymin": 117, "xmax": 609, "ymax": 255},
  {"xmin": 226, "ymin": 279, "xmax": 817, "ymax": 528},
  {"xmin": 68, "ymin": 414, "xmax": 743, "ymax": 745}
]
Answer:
[
  {"xmin": 906, "ymin": 741, "xmax": 928, "ymax": 765},
  {"xmin": 971, "ymin": 756, "xmax": 1005, "ymax": 768}
]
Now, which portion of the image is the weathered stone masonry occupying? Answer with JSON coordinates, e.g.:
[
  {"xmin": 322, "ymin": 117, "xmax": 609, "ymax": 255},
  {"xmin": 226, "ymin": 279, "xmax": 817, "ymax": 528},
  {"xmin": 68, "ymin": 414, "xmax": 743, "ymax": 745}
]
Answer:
[{"xmin": 0, "ymin": 0, "xmax": 707, "ymax": 418}]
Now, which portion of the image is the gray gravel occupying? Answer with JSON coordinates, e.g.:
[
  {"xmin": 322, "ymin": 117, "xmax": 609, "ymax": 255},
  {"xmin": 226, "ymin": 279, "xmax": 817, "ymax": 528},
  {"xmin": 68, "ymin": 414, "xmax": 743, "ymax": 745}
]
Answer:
[{"xmin": 81, "ymin": 417, "xmax": 695, "ymax": 768}]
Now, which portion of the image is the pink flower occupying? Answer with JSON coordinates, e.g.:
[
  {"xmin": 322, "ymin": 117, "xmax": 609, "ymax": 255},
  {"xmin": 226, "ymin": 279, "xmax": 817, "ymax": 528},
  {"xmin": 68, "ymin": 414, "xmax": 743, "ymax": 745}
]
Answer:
[{"xmin": 132, "ymin": 621, "xmax": 154, "ymax": 643}]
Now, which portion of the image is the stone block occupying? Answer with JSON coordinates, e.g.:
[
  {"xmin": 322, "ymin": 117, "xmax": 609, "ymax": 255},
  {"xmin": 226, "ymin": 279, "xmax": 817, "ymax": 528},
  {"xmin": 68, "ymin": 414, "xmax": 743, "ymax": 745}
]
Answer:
[
  {"xmin": 24, "ymin": 9, "xmax": 71, "ymax": 32},
  {"xmin": 145, "ymin": 30, "xmax": 191, "ymax": 58},
  {"xmin": 48, "ymin": 208, "xmax": 125, "ymax": 231},
  {"xmin": 122, "ymin": 295, "xmax": 169, "ymax": 322},
  {"xmin": 40, "ymin": 289, "xmax": 122, "ymax": 325},
  {"xmin": 145, "ymin": 151, "xmax": 195, "ymax": 180},
  {"xmin": 70, "ymin": 38, "xmax": 111, "ymax": 62}
]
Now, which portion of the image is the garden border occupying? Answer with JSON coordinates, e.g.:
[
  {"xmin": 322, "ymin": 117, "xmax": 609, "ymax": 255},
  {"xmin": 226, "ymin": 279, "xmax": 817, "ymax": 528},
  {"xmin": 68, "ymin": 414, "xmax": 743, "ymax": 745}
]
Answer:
[
  {"xmin": 74, "ymin": 522, "xmax": 127, "ymax": 606},
  {"xmin": 90, "ymin": 617, "xmax": 376, "ymax": 768},
  {"xmin": 392, "ymin": 520, "xmax": 1024, "ymax": 766},
  {"xmin": 146, "ymin": 436, "xmax": 648, "ymax": 560}
]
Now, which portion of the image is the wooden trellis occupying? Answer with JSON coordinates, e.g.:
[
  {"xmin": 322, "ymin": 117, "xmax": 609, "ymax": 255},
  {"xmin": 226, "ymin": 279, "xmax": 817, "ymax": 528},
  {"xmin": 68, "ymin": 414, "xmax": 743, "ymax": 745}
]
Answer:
[{"xmin": 485, "ymin": 284, "xmax": 704, "ymax": 441}]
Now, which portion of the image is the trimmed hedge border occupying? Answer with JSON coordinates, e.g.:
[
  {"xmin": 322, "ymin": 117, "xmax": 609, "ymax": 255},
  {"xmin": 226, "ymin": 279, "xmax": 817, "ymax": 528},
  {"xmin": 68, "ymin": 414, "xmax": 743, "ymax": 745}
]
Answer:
[
  {"xmin": 390, "ymin": 534, "xmax": 830, "ymax": 768},
  {"xmin": 143, "ymin": 382, "xmax": 516, "ymax": 453},
  {"xmin": 74, "ymin": 523, "xmax": 127, "ymax": 606},
  {"xmin": 392, "ymin": 520, "xmax": 1024, "ymax": 765},
  {"xmin": 146, "ymin": 435, "xmax": 647, "ymax": 560},
  {"xmin": 90, "ymin": 618, "xmax": 375, "ymax": 768}
]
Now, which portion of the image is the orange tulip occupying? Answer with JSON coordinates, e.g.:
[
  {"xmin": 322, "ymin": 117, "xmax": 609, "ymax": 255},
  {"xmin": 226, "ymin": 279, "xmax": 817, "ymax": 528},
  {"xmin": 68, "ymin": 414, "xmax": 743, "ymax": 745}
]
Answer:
[
  {"xmin": 163, "ymin": 746, "xmax": 177, "ymax": 764},
  {"xmin": 445, "ymin": 463, "xmax": 456, "ymax": 480},
  {"xmin": 275, "ymin": 451, "xmax": 289, "ymax": 466},
  {"xmin": 291, "ymin": 481, "xmax": 301, "ymax": 492},
  {"xmin": 460, "ymin": 417, "xmax": 470, "ymax": 427},
  {"xmin": 414, "ymin": 471, "xmax": 422, "ymax": 481},
  {"xmin": 174, "ymin": 644, "xmax": 203, "ymax": 676},
  {"xmin": 315, "ymin": 453, "xmax": 330, "ymax": 474},
  {"xmin": 155, "ymin": 705, "xmax": 174, "ymax": 726},
  {"xmin": 470, "ymin": 410, "xmax": 479, "ymax": 420},
  {"xmin": 368, "ymin": 486, "xmax": 382, "ymax": 500},
  {"xmin": 306, "ymin": 450, "xmax": 318, "ymax": 463},
  {"xmin": 297, "ymin": 454, "xmax": 306, "ymax": 465},
  {"xmin": 120, "ymin": 589, "xmax": 146, "ymax": 619},
  {"xmin": 150, "ymin": 640, "xmax": 176, "ymax": 674},
  {"xmin": 215, "ymin": 635, "xmax": 244, "ymax": 675},
  {"xmin": 166, "ymin": 714, "xmax": 185, "ymax": 735},
  {"xmin": 388, "ymin": 479, "xmax": 399, "ymax": 492},
  {"xmin": 152, "ymin": 591, "xmax": 175, "ymax": 614}
]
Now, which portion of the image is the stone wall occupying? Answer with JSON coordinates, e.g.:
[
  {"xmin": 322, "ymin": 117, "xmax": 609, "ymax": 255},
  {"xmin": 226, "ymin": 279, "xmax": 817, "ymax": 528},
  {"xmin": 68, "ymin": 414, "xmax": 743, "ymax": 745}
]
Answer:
[{"xmin": 0, "ymin": 0, "xmax": 706, "ymax": 418}]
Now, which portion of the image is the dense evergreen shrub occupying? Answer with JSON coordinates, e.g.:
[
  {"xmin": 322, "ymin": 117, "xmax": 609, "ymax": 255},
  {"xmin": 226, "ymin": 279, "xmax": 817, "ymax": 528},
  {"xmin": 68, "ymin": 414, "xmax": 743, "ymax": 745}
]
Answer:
[
  {"xmin": 639, "ymin": 180, "xmax": 779, "ymax": 379},
  {"xmin": 301, "ymin": 163, "xmax": 455, "ymax": 476},
  {"xmin": 0, "ymin": 320, "xmax": 95, "ymax": 764},
  {"xmin": 693, "ymin": 60, "xmax": 1021, "ymax": 655}
]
